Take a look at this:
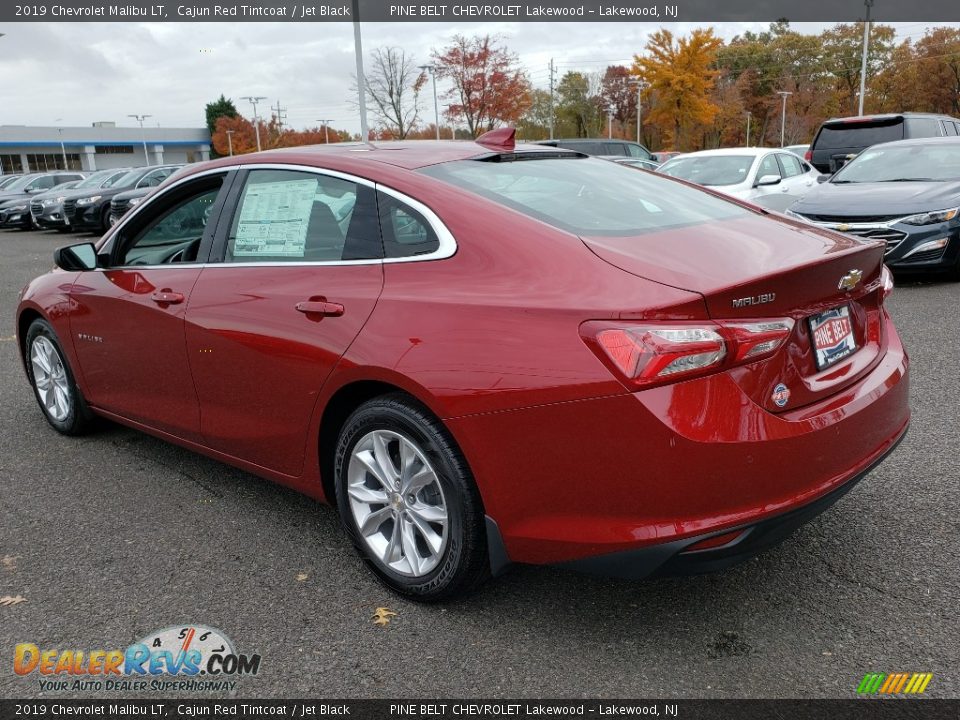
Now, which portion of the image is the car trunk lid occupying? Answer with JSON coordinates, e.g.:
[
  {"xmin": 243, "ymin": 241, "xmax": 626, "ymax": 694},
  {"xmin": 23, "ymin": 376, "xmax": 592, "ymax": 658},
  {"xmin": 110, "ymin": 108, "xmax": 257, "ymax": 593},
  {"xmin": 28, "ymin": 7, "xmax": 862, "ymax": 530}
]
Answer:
[{"xmin": 581, "ymin": 214, "xmax": 889, "ymax": 412}]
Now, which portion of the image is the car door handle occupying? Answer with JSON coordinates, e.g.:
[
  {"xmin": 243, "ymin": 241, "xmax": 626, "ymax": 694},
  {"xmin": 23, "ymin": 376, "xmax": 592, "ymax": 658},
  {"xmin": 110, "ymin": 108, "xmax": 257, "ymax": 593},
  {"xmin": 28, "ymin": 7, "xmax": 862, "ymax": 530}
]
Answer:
[
  {"xmin": 151, "ymin": 290, "xmax": 185, "ymax": 305},
  {"xmin": 295, "ymin": 300, "xmax": 344, "ymax": 317}
]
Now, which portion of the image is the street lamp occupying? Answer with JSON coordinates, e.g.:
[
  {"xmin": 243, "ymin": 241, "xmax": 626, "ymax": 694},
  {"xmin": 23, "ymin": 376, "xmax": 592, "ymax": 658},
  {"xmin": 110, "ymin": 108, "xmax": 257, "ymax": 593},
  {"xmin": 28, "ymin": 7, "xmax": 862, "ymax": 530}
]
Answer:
[
  {"xmin": 419, "ymin": 64, "xmax": 441, "ymax": 141},
  {"xmin": 55, "ymin": 118, "xmax": 68, "ymax": 169},
  {"xmin": 858, "ymin": 0, "xmax": 874, "ymax": 116},
  {"xmin": 607, "ymin": 106, "xmax": 615, "ymax": 139},
  {"xmin": 240, "ymin": 96, "xmax": 267, "ymax": 152},
  {"xmin": 745, "ymin": 111, "xmax": 752, "ymax": 146},
  {"xmin": 777, "ymin": 91, "xmax": 792, "ymax": 148},
  {"xmin": 316, "ymin": 119, "xmax": 333, "ymax": 144},
  {"xmin": 225, "ymin": 129, "xmax": 235, "ymax": 156},
  {"xmin": 352, "ymin": 0, "xmax": 369, "ymax": 142},
  {"xmin": 128, "ymin": 114, "xmax": 152, "ymax": 165}
]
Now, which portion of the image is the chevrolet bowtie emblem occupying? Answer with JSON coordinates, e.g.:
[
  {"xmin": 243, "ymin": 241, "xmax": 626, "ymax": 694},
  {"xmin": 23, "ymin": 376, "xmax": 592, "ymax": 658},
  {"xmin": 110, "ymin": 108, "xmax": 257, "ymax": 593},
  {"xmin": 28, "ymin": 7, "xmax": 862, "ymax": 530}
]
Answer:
[
  {"xmin": 837, "ymin": 223, "xmax": 850, "ymax": 232},
  {"xmin": 838, "ymin": 269, "xmax": 863, "ymax": 291}
]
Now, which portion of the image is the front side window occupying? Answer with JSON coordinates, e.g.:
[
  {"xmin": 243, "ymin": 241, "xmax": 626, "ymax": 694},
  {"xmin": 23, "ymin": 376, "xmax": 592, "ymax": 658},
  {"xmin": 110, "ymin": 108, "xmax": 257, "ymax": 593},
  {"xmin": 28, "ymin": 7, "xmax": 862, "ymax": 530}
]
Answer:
[
  {"xmin": 224, "ymin": 169, "xmax": 380, "ymax": 263},
  {"xmin": 116, "ymin": 183, "xmax": 221, "ymax": 266},
  {"xmin": 831, "ymin": 143, "xmax": 960, "ymax": 183},
  {"xmin": 27, "ymin": 176, "xmax": 56, "ymax": 191},
  {"xmin": 778, "ymin": 154, "xmax": 804, "ymax": 178},
  {"xmin": 421, "ymin": 156, "xmax": 749, "ymax": 237}
]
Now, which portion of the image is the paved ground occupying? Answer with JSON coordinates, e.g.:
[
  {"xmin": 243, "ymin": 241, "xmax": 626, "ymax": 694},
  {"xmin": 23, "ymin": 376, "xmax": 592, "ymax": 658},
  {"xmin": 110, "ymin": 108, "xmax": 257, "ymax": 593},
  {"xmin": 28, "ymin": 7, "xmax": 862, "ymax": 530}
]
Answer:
[{"xmin": 1, "ymin": 228, "xmax": 957, "ymax": 700}]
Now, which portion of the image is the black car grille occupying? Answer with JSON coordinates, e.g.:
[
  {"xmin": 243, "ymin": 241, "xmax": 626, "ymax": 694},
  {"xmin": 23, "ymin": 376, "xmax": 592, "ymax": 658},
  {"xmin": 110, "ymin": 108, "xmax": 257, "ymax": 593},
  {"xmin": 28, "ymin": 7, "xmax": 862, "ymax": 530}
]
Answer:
[
  {"xmin": 111, "ymin": 199, "xmax": 131, "ymax": 216},
  {"xmin": 62, "ymin": 199, "xmax": 77, "ymax": 220},
  {"xmin": 798, "ymin": 213, "xmax": 905, "ymax": 224},
  {"xmin": 842, "ymin": 227, "xmax": 908, "ymax": 254},
  {"xmin": 30, "ymin": 200, "xmax": 43, "ymax": 216}
]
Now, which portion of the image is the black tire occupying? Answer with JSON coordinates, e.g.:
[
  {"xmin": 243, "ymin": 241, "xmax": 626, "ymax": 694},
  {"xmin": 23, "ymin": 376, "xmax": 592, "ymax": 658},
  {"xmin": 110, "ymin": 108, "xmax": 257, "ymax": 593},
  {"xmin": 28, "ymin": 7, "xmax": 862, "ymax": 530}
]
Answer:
[
  {"xmin": 334, "ymin": 393, "xmax": 489, "ymax": 601},
  {"xmin": 24, "ymin": 319, "xmax": 96, "ymax": 436},
  {"xmin": 99, "ymin": 206, "xmax": 112, "ymax": 234}
]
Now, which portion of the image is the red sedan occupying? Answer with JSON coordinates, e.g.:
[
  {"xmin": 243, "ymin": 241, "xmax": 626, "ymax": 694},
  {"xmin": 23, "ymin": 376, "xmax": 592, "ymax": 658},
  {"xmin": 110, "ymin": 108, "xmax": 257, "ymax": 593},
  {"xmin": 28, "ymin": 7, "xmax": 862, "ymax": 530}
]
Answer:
[{"xmin": 17, "ymin": 129, "xmax": 909, "ymax": 600}]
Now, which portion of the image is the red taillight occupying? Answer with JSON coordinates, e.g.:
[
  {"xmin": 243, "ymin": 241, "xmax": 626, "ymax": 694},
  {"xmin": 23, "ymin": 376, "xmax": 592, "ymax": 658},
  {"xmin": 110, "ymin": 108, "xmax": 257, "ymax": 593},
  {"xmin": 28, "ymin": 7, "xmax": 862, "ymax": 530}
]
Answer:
[
  {"xmin": 880, "ymin": 265, "xmax": 894, "ymax": 302},
  {"xmin": 585, "ymin": 318, "xmax": 794, "ymax": 390},
  {"xmin": 803, "ymin": 149, "xmax": 813, "ymax": 162}
]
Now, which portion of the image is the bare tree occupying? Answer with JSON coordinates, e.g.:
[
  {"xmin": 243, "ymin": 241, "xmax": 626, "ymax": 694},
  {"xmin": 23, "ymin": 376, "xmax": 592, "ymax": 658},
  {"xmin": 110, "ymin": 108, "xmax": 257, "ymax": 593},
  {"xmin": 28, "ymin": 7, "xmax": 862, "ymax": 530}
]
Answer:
[{"xmin": 360, "ymin": 47, "xmax": 425, "ymax": 139}]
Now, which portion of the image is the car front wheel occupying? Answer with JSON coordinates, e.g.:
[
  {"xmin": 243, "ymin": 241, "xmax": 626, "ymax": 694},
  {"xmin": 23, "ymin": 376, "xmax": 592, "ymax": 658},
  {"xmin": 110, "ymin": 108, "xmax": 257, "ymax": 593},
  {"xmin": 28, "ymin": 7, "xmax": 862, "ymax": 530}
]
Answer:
[
  {"xmin": 24, "ymin": 319, "xmax": 96, "ymax": 435},
  {"xmin": 334, "ymin": 394, "xmax": 489, "ymax": 601}
]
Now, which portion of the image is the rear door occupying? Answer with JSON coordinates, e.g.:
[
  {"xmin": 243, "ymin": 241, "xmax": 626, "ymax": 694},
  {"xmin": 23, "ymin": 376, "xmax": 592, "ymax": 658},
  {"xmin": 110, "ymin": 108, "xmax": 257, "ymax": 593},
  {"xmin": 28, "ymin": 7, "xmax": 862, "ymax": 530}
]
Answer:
[
  {"xmin": 775, "ymin": 152, "xmax": 815, "ymax": 208},
  {"xmin": 184, "ymin": 167, "xmax": 385, "ymax": 476}
]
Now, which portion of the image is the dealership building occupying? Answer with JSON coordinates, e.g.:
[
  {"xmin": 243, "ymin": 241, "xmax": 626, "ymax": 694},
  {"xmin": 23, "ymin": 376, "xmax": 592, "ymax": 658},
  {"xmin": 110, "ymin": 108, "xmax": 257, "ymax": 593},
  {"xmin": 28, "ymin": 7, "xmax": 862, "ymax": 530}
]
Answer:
[{"xmin": 0, "ymin": 122, "xmax": 212, "ymax": 175}]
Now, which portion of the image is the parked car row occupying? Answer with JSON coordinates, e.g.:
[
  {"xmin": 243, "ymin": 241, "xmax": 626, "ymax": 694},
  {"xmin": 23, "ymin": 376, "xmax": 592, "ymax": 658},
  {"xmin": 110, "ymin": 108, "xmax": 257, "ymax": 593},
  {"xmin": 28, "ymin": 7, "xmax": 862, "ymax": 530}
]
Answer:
[{"xmin": 1, "ymin": 164, "xmax": 184, "ymax": 234}]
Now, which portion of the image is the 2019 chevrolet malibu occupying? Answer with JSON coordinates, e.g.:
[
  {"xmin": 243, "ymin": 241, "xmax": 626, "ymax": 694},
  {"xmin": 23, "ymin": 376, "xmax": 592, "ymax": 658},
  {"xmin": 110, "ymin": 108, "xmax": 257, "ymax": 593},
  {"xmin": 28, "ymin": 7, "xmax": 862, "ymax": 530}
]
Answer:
[{"xmin": 16, "ymin": 130, "xmax": 909, "ymax": 600}]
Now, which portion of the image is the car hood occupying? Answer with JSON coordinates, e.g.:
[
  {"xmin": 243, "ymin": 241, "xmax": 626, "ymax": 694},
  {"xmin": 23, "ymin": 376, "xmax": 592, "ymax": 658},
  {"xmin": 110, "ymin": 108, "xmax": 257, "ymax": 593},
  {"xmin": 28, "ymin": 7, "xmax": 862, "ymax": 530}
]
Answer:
[
  {"xmin": 793, "ymin": 180, "xmax": 960, "ymax": 216},
  {"xmin": 0, "ymin": 191, "xmax": 29, "ymax": 202},
  {"xmin": 112, "ymin": 187, "xmax": 152, "ymax": 201}
]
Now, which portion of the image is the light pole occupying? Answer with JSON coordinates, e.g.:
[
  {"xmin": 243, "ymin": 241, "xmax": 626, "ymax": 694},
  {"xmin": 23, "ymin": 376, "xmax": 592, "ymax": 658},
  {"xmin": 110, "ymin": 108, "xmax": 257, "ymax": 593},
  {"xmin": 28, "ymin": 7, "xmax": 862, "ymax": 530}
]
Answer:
[
  {"xmin": 607, "ymin": 106, "xmax": 615, "ymax": 139},
  {"xmin": 240, "ymin": 96, "xmax": 267, "ymax": 152},
  {"xmin": 419, "ymin": 64, "xmax": 441, "ymax": 141},
  {"xmin": 225, "ymin": 130, "xmax": 234, "ymax": 156},
  {"xmin": 352, "ymin": 0, "xmax": 369, "ymax": 142},
  {"xmin": 630, "ymin": 79, "xmax": 648, "ymax": 146},
  {"xmin": 746, "ymin": 111, "xmax": 752, "ymax": 146},
  {"xmin": 858, "ymin": 0, "xmax": 874, "ymax": 116},
  {"xmin": 316, "ymin": 119, "xmax": 333, "ymax": 144},
  {"xmin": 777, "ymin": 91, "xmax": 792, "ymax": 147},
  {"xmin": 55, "ymin": 118, "xmax": 68, "ymax": 169},
  {"xmin": 128, "ymin": 114, "xmax": 152, "ymax": 165}
]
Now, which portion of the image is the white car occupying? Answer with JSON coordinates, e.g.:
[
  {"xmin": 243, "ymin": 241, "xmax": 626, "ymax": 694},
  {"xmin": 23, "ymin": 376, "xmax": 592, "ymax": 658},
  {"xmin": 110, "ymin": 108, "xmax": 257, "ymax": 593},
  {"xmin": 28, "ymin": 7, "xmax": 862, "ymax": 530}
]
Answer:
[{"xmin": 658, "ymin": 147, "xmax": 821, "ymax": 212}]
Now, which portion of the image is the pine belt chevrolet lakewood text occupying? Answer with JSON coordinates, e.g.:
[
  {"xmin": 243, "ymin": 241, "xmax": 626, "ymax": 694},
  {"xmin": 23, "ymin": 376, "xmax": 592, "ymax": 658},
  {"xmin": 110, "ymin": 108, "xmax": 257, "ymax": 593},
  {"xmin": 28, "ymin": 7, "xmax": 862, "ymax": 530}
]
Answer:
[{"xmin": 16, "ymin": 129, "xmax": 910, "ymax": 600}]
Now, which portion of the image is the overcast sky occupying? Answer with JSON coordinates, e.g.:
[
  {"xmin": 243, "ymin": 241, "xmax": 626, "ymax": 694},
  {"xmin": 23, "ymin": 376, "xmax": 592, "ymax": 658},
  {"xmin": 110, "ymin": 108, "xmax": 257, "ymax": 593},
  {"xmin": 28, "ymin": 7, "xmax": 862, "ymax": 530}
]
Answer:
[{"xmin": 0, "ymin": 20, "xmax": 949, "ymax": 135}]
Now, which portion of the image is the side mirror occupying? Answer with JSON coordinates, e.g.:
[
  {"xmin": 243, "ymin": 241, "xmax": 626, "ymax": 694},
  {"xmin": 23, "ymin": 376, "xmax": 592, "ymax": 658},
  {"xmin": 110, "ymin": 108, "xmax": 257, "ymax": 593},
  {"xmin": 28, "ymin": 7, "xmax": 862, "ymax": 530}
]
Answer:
[
  {"xmin": 755, "ymin": 174, "xmax": 781, "ymax": 187},
  {"xmin": 25, "ymin": 187, "xmax": 44, "ymax": 194},
  {"xmin": 817, "ymin": 174, "xmax": 831, "ymax": 184},
  {"xmin": 54, "ymin": 242, "xmax": 99, "ymax": 271}
]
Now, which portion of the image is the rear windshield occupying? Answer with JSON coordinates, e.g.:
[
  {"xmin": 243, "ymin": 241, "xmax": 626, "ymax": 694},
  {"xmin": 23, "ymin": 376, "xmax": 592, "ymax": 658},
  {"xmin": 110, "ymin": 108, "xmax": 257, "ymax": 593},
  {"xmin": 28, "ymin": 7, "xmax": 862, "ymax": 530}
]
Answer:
[
  {"xmin": 659, "ymin": 155, "xmax": 755, "ymax": 186},
  {"xmin": 815, "ymin": 120, "xmax": 904, "ymax": 150},
  {"xmin": 419, "ymin": 157, "xmax": 749, "ymax": 236},
  {"xmin": 831, "ymin": 143, "xmax": 960, "ymax": 183}
]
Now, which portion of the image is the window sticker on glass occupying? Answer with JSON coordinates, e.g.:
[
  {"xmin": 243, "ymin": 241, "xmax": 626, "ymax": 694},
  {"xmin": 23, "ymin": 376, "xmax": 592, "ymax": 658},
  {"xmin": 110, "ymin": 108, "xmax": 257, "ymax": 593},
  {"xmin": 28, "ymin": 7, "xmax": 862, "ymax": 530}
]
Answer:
[{"xmin": 233, "ymin": 178, "xmax": 319, "ymax": 257}]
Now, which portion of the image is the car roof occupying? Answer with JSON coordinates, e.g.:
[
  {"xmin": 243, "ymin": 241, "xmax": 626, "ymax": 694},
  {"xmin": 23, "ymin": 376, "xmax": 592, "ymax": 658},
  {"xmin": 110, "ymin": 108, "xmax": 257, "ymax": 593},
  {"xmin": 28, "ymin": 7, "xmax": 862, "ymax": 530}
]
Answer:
[
  {"xmin": 857, "ymin": 136, "xmax": 960, "ymax": 149},
  {"xmin": 662, "ymin": 147, "xmax": 782, "ymax": 159},
  {"xmin": 177, "ymin": 140, "xmax": 577, "ymax": 178},
  {"xmin": 822, "ymin": 112, "xmax": 958, "ymax": 125}
]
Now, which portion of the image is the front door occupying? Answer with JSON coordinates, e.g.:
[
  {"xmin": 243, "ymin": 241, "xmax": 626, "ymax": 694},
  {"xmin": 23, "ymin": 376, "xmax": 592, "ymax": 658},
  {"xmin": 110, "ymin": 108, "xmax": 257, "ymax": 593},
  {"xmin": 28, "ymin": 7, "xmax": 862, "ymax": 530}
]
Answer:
[{"xmin": 69, "ymin": 173, "xmax": 229, "ymax": 439}]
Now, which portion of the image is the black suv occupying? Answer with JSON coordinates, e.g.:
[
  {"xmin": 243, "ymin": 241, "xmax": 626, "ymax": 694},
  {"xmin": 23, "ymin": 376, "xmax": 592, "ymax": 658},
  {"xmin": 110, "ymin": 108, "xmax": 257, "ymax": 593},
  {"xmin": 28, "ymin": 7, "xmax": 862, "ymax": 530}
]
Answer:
[
  {"xmin": 536, "ymin": 138, "xmax": 653, "ymax": 160},
  {"xmin": 808, "ymin": 113, "xmax": 960, "ymax": 174},
  {"xmin": 64, "ymin": 165, "xmax": 181, "ymax": 234}
]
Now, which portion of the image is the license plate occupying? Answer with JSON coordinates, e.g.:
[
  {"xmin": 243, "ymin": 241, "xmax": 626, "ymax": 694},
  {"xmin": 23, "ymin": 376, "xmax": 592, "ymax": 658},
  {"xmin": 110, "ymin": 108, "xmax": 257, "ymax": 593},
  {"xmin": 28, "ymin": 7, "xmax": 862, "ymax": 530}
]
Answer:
[{"xmin": 808, "ymin": 305, "xmax": 857, "ymax": 370}]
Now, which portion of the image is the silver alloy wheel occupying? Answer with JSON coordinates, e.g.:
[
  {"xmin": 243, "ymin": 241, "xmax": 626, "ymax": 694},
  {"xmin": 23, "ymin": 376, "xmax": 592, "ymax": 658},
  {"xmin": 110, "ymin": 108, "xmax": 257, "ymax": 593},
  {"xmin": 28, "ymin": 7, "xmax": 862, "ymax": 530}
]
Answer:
[
  {"xmin": 346, "ymin": 429, "xmax": 449, "ymax": 577},
  {"xmin": 30, "ymin": 336, "xmax": 72, "ymax": 422}
]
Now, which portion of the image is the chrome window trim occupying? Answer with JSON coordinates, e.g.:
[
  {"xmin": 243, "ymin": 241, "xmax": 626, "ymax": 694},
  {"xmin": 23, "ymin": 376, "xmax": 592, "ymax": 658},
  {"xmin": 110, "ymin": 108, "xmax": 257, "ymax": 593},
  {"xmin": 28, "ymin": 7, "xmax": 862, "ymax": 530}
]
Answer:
[{"xmin": 102, "ymin": 162, "xmax": 458, "ymax": 269}]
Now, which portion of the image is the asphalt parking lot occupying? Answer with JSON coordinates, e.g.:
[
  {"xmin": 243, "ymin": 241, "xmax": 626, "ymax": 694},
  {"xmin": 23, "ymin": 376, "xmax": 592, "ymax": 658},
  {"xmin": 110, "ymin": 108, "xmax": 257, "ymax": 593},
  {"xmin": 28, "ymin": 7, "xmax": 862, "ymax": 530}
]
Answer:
[{"xmin": 1, "ymin": 227, "xmax": 957, "ymax": 700}]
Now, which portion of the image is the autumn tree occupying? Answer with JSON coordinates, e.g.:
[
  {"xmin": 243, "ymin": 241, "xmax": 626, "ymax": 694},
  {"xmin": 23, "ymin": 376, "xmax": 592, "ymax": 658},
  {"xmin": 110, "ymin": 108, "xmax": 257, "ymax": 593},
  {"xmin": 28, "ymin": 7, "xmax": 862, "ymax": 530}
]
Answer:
[
  {"xmin": 361, "ymin": 47, "xmax": 426, "ymax": 139},
  {"xmin": 205, "ymin": 95, "xmax": 239, "ymax": 157},
  {"xmin": 517, "ymin": 88, "xmax": 554, "ymax": 140},
  {"xmin": 433, "ymin": 34, "xmax": 532, "ymax": 137},
  {"xmin": 598, "ymin": 65, "xmax": 636, "ymax": 136},
  {"xmin": 211, "ymin": 115, "xmax": 345, "ymax": 156},
  {"xmin": 633, "ymin": 28, "xmax": 722, "ymax": 150},
  {"xmin": 915, "ymin": 28, "xmax": 960, "ymax": 115},
  {"xmin": 556, "ymin": 72, "xmax": 598, "ymax": 137}
]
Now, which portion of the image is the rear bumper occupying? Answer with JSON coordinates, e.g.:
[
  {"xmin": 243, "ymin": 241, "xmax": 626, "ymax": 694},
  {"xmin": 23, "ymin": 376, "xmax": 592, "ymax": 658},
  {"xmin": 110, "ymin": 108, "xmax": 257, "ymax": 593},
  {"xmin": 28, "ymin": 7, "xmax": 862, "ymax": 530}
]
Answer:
[
  {"xmin": 559, "ymin": 424, "xmax": 906, "ymax": 579},
  {"xmin": 452, "ymin": 312, "xmax": 910, "ymax": 568}
]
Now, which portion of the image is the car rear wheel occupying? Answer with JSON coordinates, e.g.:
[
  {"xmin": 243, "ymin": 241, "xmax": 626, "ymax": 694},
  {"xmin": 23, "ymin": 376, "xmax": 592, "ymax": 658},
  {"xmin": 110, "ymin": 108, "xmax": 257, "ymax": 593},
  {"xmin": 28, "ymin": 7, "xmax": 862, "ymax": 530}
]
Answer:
[
  {"xmin": 24, "ymin": 319, "xmax": 96, "ymax": 435},
  {"xmin": 334, "ymin": 394, "xmax": 489, "ymax": 601}
]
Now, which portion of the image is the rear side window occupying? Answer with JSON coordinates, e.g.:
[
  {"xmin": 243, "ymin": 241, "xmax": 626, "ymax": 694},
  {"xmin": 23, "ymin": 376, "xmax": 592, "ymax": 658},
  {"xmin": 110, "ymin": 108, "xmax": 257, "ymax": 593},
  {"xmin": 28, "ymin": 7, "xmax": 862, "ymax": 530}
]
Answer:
[
  {"xmin": 225, "ymin": 169, "xmax": 381, "ymax": 263},
  {"xmin": 943, "ymin": 122, "xmax": 958, "ymax": 136},
  {"xmin": 625, "ymin": 143, "xmax": 652, "ymax": 160},
  {"xmin": 905, "ymin": 117, "xmax": 944, "ymax": 137},
  {"xmin": 420, "ymin": 157, "xmax": 749, "ymax": 237},
  {"xmin": 815, "ymin": 120, "xmax": 904, "ymax": 150},
  {"xmin": 377, "ymin": 192, "xmax": 440, "ymax": 258}
]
